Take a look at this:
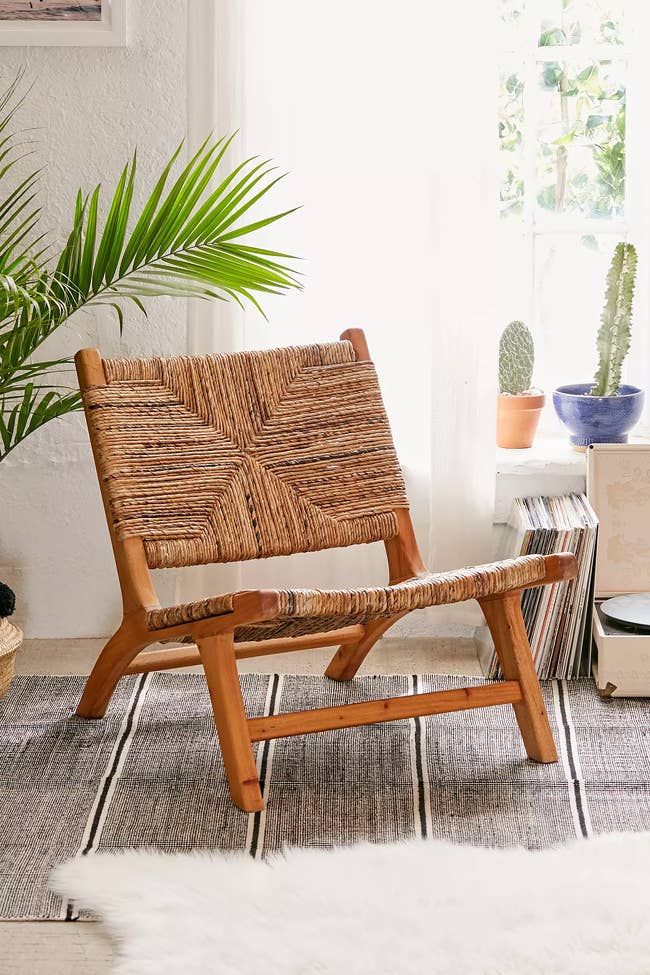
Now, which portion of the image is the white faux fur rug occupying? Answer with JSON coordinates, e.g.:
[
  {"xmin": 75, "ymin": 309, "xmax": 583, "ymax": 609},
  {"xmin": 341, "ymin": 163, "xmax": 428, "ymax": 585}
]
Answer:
[{"xmin": 53, "ymin": 834, "xmax": 650, "ymax": 975}]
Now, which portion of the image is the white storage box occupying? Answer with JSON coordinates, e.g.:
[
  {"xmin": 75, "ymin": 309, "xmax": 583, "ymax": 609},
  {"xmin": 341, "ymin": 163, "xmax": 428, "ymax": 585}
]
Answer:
[{"xmin": 587, "ymin": 443, "xmax": 650, "ymax": 697}]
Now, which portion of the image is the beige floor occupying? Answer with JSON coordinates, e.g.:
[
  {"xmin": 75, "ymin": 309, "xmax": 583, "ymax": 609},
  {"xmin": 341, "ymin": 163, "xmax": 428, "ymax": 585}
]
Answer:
[{"xmin": 2, "ymin": 635, "xmax": 480, "ymax": 974}]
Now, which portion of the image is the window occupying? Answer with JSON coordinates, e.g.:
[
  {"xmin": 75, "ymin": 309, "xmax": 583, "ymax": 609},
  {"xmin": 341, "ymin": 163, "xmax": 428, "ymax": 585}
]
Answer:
[{"xmin": 498, "ymin": 0, "xmax": 648, "ymax": 435}]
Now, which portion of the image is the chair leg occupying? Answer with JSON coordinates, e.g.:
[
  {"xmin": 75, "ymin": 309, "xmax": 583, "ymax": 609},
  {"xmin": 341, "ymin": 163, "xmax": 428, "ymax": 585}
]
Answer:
[
  {"xmin": 479, "ymin": 591, "xmax": 558, "ymax": 764},
  {"xmin": 77, "ymin": 623, "xmax": 147, "ymax": 719},
  {"xmin": 198, "ymin": 632, "xmax": 264, "ymax": 813},
  {"xmin": 325, "ymin": 617, "xmax": 401, "ymax": 681}
]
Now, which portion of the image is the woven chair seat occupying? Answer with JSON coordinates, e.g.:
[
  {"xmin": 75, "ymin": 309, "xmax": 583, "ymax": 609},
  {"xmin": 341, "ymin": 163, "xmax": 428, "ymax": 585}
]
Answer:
[{"xmin": 146, "ymin": 554, "xmax": 548, "ymax": 641}]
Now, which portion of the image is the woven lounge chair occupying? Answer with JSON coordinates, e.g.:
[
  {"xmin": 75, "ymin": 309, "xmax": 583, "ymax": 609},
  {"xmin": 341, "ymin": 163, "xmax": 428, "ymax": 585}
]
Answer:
[{"xmin": 76, "ymin": 329, "xmax": 577, "ymax": 812}]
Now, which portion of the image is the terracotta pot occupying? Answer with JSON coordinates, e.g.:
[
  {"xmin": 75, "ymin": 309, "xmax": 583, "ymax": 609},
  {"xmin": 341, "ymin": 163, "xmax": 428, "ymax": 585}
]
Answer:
[{"xmin": 496, "ymin": 393, "xmax": 545, "ymax": 449}]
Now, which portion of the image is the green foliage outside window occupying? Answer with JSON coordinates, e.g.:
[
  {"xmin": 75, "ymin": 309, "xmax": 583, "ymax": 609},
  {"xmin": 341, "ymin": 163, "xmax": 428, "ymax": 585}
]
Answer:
[{"xmin": 499, "ymin": 2, "xmax": 626, "ymax": 220}]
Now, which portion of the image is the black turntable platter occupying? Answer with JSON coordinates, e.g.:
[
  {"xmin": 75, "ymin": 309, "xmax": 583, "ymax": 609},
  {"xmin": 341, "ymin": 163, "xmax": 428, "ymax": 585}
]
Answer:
[{"xmin": 600, "ymin": 594, "xmax": 650, "ymax": 633}]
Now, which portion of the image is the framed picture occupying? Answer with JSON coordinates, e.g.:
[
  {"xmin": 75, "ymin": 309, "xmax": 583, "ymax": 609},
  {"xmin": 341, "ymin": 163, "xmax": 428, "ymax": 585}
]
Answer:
[{"xmin": 0, "ymin": 0, "xmax": 126, "ymax": 46}]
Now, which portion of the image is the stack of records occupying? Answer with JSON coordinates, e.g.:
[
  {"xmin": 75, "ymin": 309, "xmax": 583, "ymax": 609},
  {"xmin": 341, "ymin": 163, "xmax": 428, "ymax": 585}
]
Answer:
[{"xmin": 477, "ymin": 494, "xmax": 598, "ymax": 680}]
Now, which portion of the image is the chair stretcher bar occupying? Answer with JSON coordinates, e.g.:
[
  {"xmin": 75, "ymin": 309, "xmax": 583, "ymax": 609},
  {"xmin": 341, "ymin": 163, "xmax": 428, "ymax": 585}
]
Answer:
[
  {"xmin": 247, "ymin": 681, "xmax": 523, "ymax": 742},
  {"xmin": 124, "ymin": 625, "xmax": 366, "ymax": 674}
]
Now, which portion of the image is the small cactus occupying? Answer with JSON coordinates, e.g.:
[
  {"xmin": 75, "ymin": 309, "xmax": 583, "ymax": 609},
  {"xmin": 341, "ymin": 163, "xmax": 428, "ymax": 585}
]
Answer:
[
  {"xmin": 499, "ymin": 320, "xmax": 535, "ymax": 395},
  {"xmin": 591, "ymin": 242, "xmax": 637, "ymax": 396}
]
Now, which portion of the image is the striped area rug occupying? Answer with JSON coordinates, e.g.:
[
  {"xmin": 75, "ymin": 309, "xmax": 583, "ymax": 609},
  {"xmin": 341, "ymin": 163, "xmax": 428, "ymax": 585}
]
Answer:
[{"xmin": 1, "ymin": 673, "xmax": 649, "ymax": 919}]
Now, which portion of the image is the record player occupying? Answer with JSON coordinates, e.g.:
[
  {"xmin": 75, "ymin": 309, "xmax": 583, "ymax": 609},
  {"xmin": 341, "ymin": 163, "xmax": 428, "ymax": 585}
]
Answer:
[{"xmin": 587, "ymin": 443, "xmax": 650, "ymax": 697}]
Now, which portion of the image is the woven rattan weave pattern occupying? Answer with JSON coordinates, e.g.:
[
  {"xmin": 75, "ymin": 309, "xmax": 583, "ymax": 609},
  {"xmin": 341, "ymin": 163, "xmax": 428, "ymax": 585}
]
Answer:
[
  {"xmin": 146, "ymin": 555, "xmax": 549, "ymax": 641},
  {"xmin": 85, "ymin": 341, "xmax": 407, "ymax": 569}
]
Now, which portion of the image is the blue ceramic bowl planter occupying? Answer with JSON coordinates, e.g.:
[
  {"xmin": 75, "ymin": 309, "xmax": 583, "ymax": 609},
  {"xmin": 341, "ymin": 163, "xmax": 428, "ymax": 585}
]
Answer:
[{"xmin": 553, "ymin": 383, "xmax": 645, "ymax": 448}]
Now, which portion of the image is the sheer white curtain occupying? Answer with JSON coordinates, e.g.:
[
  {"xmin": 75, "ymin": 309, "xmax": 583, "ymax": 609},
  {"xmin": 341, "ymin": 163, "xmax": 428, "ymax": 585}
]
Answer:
[{"xmin": 182, "ymin": 0, "xmax": 497, "ymax": 630}]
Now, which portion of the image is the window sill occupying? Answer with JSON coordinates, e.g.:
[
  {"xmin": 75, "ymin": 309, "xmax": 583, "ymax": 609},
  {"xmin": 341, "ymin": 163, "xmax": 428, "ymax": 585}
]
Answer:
[
  {"xmin": 494, "ymin": 437, "xmax": 586, "ymax": 524},
  {"xmin": 496, "ymin": 437, "xmax": 586, "ymax": 478}
]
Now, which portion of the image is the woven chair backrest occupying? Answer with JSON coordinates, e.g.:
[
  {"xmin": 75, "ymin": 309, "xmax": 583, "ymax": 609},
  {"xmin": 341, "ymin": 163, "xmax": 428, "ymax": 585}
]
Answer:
[{"xmin": 81, "ymin": 340, "xmax": 408, "ymax": 569}]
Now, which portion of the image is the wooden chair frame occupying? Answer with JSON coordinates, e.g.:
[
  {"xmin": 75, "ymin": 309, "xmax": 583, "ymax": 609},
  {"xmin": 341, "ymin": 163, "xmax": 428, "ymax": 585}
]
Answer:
[{"xmin": 75, "ymin": 330, "xmax": 577, "ymax": 812}]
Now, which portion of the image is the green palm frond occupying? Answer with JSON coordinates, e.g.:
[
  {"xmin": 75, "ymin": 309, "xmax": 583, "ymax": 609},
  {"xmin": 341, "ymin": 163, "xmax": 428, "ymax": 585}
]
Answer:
[
  {"xmin": 0, "ymin": 73, "xmax": 302, "ymax": 461},
  {"xmin": 0, "ymin": 275, "xmax": 81, "ymax": 459},
  {"xmin": 0, "ymin": 375, "xmax": 81, "ymax": 459},
  {"xmin": 54, "ymin": 133, "xmax": 301, "ymax": 323}
]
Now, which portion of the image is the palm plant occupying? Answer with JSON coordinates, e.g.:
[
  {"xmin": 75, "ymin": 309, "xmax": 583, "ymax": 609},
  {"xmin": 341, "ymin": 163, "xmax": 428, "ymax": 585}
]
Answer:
[{"xmin": 0, "ymin": 73, "xmax": 300, "ymax": 461}]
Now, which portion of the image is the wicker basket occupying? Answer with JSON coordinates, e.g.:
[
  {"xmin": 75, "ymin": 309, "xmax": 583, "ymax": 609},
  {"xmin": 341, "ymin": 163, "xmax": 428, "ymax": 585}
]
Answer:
[{"xmin": 0, "ymin": 616, "xmax": 22, "ymax": 699}]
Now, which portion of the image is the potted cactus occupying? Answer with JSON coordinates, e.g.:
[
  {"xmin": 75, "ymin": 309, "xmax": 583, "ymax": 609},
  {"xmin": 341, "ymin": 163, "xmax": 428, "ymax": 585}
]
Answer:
[
  {"xmin": 553, "ymin": 242, "xmax": 644, "ymax": 449},
  {"xmin": 497, "ymin": 320, "xmax": 545, "ymax": 448}
]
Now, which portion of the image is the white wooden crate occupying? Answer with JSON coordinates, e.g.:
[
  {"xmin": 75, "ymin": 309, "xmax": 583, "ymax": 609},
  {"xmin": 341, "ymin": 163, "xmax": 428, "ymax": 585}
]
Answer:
[{"xmin": 587, "ymin": 443, "xmax": 650, "ymax": 697}]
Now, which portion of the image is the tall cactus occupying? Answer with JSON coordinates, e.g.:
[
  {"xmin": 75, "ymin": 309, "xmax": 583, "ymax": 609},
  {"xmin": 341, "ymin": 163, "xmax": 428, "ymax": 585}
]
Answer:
[
  {"xmin": 499, "ymin": 320, "xmax": 535, "ymax": 395},
  {"xmin": 591, "ymin": 242, "xmax": 637, "ymax": 397}
]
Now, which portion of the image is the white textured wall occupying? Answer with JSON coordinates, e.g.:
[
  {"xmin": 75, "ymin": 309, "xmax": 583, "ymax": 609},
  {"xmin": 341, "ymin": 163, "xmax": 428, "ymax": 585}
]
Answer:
[{"xmin": 0, "ymin": 1, "xmax": 187, "ymax": 637}]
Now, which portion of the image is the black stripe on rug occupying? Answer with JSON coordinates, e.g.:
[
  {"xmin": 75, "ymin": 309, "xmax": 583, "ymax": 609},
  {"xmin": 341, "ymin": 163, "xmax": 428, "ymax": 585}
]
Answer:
[
  {"xmin": 413, "ymin": 675, "xmax": 428, "ymax": 840},
  {"xmin": 249, "ymin": 673, "xmax": 281, "ymax": 859},
  {"xmin": 556, "ymin": 679, "xmax": 589, "ymax": 839},
  {"xmin": 65, "ymin": 673, "xmax": 149, "ymax": 921}
]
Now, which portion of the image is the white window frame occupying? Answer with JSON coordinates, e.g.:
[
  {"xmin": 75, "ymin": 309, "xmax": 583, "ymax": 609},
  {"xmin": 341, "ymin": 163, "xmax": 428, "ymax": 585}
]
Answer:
[
  {"xmin": 0, "ymin": 0, "xmax": 126, "ymax": 46},
  {"xmin": 499, "ymin": 3, "xmax": 650, "ymax": 436}
]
